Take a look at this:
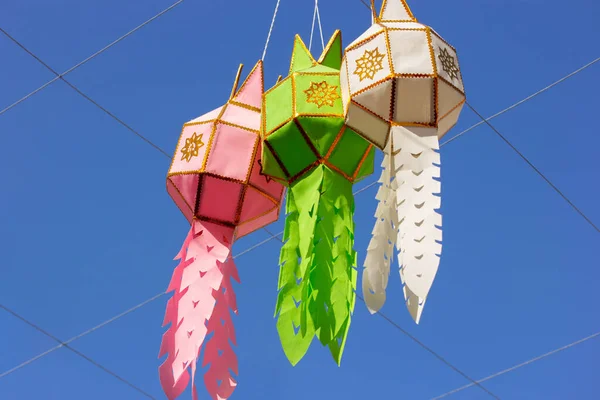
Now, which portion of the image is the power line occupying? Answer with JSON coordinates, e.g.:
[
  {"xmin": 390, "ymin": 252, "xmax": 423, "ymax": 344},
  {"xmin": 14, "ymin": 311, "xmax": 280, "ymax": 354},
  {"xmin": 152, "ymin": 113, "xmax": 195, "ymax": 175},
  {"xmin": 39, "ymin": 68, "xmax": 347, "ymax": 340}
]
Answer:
[
  {"xmin": 465, "ymin": 101, "xmax": 599, "ymax": 234},
  {"xmin": 359, "ymin": 290, "xmax": 500, "ymax": 398},
  {"xmin": 0, "ymin": 304, "xmax": 156, "ymax": 399},
  {"xmin": 431, "ymin": 330, "xmax": 600, "ymax": 399},
  {"xmin": 0, "ymin": 0, "xmax": 185, "ymax": 117},
  {"xmin": 442, "ymin": 58, "xmax": 600, "ymax": 146},
  {"xmin": 0, "ymin": 27, "xmax": 172, "ymax": 158},
  {"xmin": 0, "ymin": 292, "xmax": 165, "ymax": 379}
]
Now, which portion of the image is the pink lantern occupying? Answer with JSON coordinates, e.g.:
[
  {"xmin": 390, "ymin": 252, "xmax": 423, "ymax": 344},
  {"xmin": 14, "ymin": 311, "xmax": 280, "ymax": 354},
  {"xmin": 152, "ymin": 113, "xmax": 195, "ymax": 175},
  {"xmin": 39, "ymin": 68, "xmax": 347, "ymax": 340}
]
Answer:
[{"xmin": 160, "ymin": 60, "xmax": 285, "ymax": 400}]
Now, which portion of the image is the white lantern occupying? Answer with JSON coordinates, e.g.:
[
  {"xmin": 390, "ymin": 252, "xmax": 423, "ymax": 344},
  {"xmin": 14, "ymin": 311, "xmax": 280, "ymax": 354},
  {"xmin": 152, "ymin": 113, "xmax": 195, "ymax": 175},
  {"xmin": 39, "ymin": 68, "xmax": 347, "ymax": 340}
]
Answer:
[
  {"xmin": 340, "ymin": 0, "xmax": 466, "ymax": 323},
  {"xmin": 340, "ymin": 0, "xmax": 465, "ymax": 149}
]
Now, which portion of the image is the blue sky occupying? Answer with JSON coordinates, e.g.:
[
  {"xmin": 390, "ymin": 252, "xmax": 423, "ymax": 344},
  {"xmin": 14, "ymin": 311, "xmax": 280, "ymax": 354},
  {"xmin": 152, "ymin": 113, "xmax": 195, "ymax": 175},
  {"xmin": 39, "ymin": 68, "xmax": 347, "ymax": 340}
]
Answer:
[{"xmin": 1, "ymin": 0, "xmax": 599, "ymax": 399}]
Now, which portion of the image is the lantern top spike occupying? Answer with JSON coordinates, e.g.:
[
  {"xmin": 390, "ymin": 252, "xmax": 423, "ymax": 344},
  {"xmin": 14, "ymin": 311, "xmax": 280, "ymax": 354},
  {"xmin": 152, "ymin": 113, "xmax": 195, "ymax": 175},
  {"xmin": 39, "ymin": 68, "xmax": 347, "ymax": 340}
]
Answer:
[
  {"xmin": 230, "ymin": 60, "xmax": 264, "ymax": 109},
  {"xmin": 289, "ymin": 29, "xmax": 343, "ymax": 73},
  {"xmin": 318, "ymin": 29, "xmax": 343, "ymax": 69},
  {"xmin": 229, "ymin": 64, "xmax": 244, "ymax": 100},
  {"xmin": 372, "ymin": 0, "xmax": 417, "ymax": 23}
]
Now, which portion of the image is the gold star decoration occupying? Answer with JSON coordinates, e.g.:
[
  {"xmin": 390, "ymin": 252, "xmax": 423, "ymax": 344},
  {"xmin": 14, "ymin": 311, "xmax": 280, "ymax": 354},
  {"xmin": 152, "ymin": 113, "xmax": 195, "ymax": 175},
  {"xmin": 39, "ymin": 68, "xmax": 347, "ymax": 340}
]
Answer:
[
  {"xmin": 180, "ymin": 132, "xmax": 205, "ymax": 162},
  {"xmin": 438, "ymin": 47, "xmax": 460, "ymax": 81},
  {"xmin": 353, "ymin": 47, "xmax": 386, "ymax": 81},
  {"xmin": 303, "ymin": 81, "xmax": 341, "ymax": 108}
]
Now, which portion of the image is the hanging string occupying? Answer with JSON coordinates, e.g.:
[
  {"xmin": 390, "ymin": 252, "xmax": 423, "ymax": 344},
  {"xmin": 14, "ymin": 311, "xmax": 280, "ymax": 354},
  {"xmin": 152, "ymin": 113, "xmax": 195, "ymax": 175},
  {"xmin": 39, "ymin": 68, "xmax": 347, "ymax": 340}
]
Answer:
[
  {"xmin": 261, "ymin": 0, "xmax": 282, "ymax": 60},
  {"xmin": 308, "ymin": 0, "xmax": 318, "ymax": 51},
  {"xmin": 309, "ymin": 0, "xmax": 325, "ymax": 52},
  {"xmin": 371, "ymin": 0, "xmax": 375, "ymax": 24},
  {"xmin": 308, "ymin": 0, "xmax": 317, "ymax": 51},
  {"xmin": 315, "ymin": 0, "xmax": 325, "ymax": 49}
]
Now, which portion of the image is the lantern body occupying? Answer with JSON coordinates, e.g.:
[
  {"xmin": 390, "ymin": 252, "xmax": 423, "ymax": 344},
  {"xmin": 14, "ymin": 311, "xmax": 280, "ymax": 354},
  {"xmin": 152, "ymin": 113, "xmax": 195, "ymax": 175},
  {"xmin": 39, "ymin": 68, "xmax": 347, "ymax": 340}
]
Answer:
[
  {"xmin": 261, "ymin": 31, "xmax": 375, "ymax": 185},
  {"xmin": 261, "ymin": 31, "xmax": 375, "ymax": 367},
  {"xmin": 167, "ymin": 61, "xmax": 285, "ymax": 238},
  {"xmin": 340, "ymin": 0, "xmax": 466, "ymax": 150},
  {"xmin": 161, "ymin": 61, "xmax": 285, "ymax": 400}
]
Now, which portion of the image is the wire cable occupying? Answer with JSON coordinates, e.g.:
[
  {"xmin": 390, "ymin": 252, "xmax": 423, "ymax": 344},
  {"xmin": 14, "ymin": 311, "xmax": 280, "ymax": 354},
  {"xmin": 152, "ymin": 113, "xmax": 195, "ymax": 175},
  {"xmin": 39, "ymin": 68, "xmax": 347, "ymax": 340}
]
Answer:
[
  {"xmin": 0, "ymin": 27, "xmax": 173, "ymax": 158},
  {"xmin": 442, "ymin": 58, "xmax": 600, "ymax": 147},
  {"xmin": 0, "ymin": 292, "xmax": 166, "ymax": 380},
  {"xmin": 0, "ymin": 304, "xmax": 157, "ymax": 399},
  {"xmin": 359, "ymin": 0, "xmax": 371, "ymax": 10},
  {"xmin": 431, "ymin": 330, "xmax": 600, "ymax": 399},
  {"xmin": 0, "ymin": 0, "xmax": 185, "ymax": 117},
  {"xmin": 466, "ymin": 101, "xmax": 599, "ymax": 234}
]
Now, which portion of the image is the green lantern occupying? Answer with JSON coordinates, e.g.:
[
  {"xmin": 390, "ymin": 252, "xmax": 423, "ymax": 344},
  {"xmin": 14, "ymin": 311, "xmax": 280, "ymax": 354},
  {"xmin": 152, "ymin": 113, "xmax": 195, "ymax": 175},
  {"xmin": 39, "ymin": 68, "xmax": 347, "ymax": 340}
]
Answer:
[{"xmin": 261, "ymin": 30, "xmax": 375, "ymax": 366}]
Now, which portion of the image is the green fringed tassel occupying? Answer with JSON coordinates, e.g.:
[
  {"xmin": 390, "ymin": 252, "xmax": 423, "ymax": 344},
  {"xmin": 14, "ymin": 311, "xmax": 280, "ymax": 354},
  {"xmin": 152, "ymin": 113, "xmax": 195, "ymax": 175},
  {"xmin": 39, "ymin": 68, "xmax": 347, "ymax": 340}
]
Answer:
[
  {"xmin": 275, "ymin": 164, "xmax": 357, "ymax": 365},
  {"xmin": 274, "ymin": 185, "xmax": 315, "ymax": 366}
]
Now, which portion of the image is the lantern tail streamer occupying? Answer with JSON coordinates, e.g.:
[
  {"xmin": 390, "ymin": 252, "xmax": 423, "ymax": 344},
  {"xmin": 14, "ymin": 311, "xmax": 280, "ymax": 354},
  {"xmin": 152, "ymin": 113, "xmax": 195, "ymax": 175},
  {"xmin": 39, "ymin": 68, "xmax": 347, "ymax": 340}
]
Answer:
[
  {"xmin": 159, "ymin": 221, "xmax": 236, "ymax": 400},
  {"xmin": 275, "ymin": 165, "xmax": 356, "ymax": 366},
  {"xmin": 274, "ymin": 188, "xmax": 315, "ymax": 366},
  {"xmin": 392, "ymin": 125, "xmax": 442, "ymax": 324},
  {"xmin": 362, "ymin": 142, "xmax": 398, "ymax": 314},
  {"xmin": 202, "ymin": 256, "xmax": 240, "ymax": 400},
  {"xmin": 325, "ymin": 165, "xmax": 357, "ymax": 365}
]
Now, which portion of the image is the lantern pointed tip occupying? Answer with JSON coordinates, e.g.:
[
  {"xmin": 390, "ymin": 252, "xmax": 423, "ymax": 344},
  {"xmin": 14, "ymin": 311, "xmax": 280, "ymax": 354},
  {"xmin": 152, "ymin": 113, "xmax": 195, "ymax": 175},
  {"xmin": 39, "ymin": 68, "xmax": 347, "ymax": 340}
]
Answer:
[
  {"xmin": 229, "ymin": 64, "xmax": 244, "ymax": 100},
  {"xmin": 231, "ymin": 59, "xmax": 264, "ymax": 108},
  {"xmin": 317, "ymin": 29, "xmax": 343, "ymax": 70},
  {"xmin": 289, "ymin": 34, "xmax": 315, "ymax": 73},
  {"xmin": 379, "ymin": 0, "xmax": 416, "ymax": 22}
]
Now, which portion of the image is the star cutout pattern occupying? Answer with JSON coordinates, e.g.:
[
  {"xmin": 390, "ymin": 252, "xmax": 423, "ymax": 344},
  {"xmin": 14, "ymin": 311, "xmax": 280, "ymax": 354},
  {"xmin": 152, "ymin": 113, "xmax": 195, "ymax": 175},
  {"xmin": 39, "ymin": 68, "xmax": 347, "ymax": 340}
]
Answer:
[
  {"xmin": 437, "ymin": 47, "xmax": 460, "ymax": 81},
  {"xmin": 353, "ymin": 47, "xmax": 386, "ymax": 81},
  {"xmin": 303, "ymin": 81, "xmax": 340, "ymax": 108},
  {"xmin": 180, "ymin": 132, "xmax": 205, "ymax": 162}
]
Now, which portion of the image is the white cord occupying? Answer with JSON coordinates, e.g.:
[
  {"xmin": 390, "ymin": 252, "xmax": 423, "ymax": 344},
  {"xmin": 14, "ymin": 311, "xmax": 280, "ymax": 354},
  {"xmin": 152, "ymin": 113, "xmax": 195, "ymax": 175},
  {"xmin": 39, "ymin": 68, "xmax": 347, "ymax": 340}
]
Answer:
[
  {"xmin": 315, "ymin": 0, "xmax": 325, "ymax": 50},
  {"xmin": 261, "ymin": 0, "xmax": 281, "ymax": 61},
  {"xmin": 371, "ymin": 0, "xmax": 375, "ymax": 23},
  {"xmin": 309, "ymin": 0, "xmax": 325, "ymax": 52},
  {"xmin": 309, "ymin": 0, "xmax": 318, "ymax": 51}
]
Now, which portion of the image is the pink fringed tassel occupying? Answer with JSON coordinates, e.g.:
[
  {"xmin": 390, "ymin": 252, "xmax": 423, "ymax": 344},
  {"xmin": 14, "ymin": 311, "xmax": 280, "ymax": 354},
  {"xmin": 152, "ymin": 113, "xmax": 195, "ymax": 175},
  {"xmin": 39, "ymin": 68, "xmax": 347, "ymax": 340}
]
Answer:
[
  {"xmin": 203, "ymin": 256, "xmax": 240, "ymax": 399},
  {"xmin": 159, "ymin": 220, "xmax": 239, "ymax": 400}
]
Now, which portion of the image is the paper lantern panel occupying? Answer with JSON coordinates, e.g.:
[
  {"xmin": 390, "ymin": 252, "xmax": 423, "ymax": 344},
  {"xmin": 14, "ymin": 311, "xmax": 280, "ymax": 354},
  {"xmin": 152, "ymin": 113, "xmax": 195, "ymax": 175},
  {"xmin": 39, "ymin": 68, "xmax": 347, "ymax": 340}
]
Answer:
[
  {"xmin": 167, "ymin": 61, "xmax": 285, "ymax": 238},
  {"xmin": 340, "ymin": 0, "xmax": 466, "ymax": 150},
  {"xmin": 262, "ymin": 31, "xmax": 375, "ymax": 185}
]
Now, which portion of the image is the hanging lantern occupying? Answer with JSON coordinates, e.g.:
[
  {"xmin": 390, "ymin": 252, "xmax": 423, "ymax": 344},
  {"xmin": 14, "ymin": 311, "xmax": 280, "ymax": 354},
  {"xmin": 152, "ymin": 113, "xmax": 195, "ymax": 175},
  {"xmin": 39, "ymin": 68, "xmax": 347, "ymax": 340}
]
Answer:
[
  {"xmin": 260, "ymin": 30, "xmax": 375, "ymax": 366},
  {"xmin": 161, "ymin": 60, "xmax": 285, "ymax": 400},
  {"xmin": 339, "ymin": 0, "xmax": 466, "ymax": 322}
]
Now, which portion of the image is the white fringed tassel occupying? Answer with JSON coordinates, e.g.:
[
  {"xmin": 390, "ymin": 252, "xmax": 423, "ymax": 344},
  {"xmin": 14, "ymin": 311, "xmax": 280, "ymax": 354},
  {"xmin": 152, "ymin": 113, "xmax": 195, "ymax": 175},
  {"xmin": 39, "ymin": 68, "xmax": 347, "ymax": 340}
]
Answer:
[
  {"xmin": 362, "ymin": 139, "xmax": 398, "ymax": 314},
  {"xmin": 392, "ymin": 125, "xmax": 442, "ymax": 324}
]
